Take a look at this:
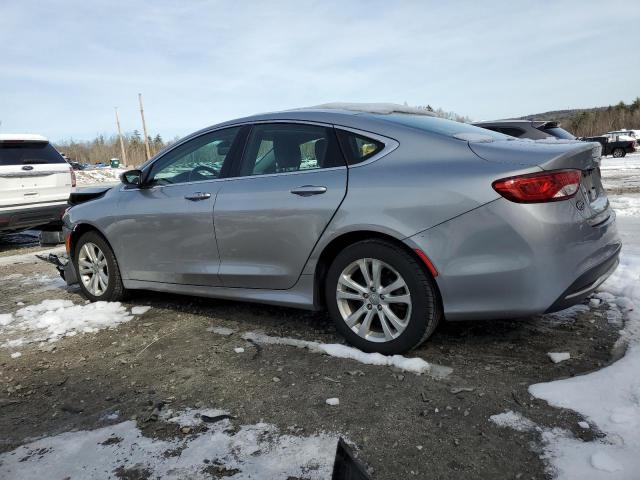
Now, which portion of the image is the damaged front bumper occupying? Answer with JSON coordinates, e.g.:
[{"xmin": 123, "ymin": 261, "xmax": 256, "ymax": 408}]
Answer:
[{"xmin": 36, "ymin": 252, "xmax": 78, "ymax": 285}]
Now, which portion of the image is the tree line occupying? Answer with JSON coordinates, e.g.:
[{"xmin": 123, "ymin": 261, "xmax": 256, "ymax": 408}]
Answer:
[
  {"xmin": 55, "ymin": 130, "xmax": 175, "ymax": 167},
  {"xmin": 555, "ymin": 98, "xmax": 640, "ymax": 137}
]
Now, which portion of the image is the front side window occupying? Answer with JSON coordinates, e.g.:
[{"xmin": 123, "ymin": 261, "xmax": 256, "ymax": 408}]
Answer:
[
  {"xmin": 149, "ymin": 127, "xmax": 240, "ymax": 185},
  {"xmin": 239, "ymin": 123, "xmax": 344, "ymax": 176},
  {"xmin": 336, "ymin": 130, "xmax": 384, "ymax": 165}
]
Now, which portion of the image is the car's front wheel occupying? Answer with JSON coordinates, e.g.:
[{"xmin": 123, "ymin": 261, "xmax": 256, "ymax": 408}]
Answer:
[
  {"xmin": 612, "ymin": 148, "xmax": 625, "ymax": 158},
  {"xmin": 74, "ymin": 231, "xmax": 126, "ymax": 302},
  {"xmin": 325, "ymin": 239, "xmax": 441, "ymax": 354}
]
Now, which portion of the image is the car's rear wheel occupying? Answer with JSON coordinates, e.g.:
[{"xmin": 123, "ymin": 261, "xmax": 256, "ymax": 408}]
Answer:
[
  {"xmin": 74, "ymin": 231, "xmax": 125, "ymax": 302},
  {"xmin": 612, "ymin": 148, "xmax": 625, "ymax": 158},
  {"xmin": 325, "ymin": 239, "xmax": 441, "ymax": 354}
]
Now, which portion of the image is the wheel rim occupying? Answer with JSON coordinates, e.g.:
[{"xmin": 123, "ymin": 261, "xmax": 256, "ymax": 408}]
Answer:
[
  {"xmin": 614, "ymin": 149, "xmax": 622, "ymax": 157},
  {"xmin": 336, "ymin": 258, "xmax": 412, "ymax": 343},
  {"xmin": 78, "ymin": 242, "xmax": 109, "ymax": 296}
]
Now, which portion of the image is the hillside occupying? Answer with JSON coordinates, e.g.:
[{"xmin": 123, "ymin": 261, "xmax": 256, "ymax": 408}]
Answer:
[{"xmin": 518, "ymin": 98, "xmax": 640, "ymax": 137}]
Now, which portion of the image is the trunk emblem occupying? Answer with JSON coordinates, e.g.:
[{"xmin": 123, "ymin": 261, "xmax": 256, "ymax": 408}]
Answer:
[
  {"xmin": 21, "ymin": 165, "xmax": 34, "ymax": 171},
  {"xmin": 576, "ymin": 200, "xmax": 585, "ymax": 211}
]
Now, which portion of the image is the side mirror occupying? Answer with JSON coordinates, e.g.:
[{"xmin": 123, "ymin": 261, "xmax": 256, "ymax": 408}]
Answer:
[{"xmin": 120, "ymin": 169, "xmax": 143, "ymax": 186}]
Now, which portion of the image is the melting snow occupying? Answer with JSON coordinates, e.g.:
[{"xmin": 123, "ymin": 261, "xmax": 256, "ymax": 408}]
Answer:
[
  {"xmin": 1, "ymin": 300, "xmax": 152, "ymax": 349},
  {"xmin": 241, "ymin": 331, "xmax": 451, "ymax": 377},
  {"xmin": 131, "ymin": 306, "xmax": 151, "ymax": 315},
  {"xmin": 0, "ymin": 409, "xmax": 339, "ymax": 480},
  {"xmin": 547, "ymin": 352, "xmax": 570, "ymax": 364},
  {"xmin": 305, "ymin": 102, "xmax": 435, "ymax": 116},
  {"xmin": 489, "ymin": 410, "xmax": 537, "ymax": 432}
]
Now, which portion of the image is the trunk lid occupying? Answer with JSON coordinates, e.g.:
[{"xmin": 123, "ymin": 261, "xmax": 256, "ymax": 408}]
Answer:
[{"xmin": 469, "ymin": 138, "xmax": 609, "ymax": 222}]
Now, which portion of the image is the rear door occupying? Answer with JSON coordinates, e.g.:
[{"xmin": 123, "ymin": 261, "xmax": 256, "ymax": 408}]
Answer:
[
  {"xmin": 214, "ymin": 122, "xmax": 347, "ymax": 289},
  {"xmin": 0, "ymin": 141, "xmax": 71, "ymax": 208}
]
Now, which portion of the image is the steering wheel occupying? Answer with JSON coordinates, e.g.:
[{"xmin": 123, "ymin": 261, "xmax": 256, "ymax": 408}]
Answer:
[{"xmin": 191, "ymin": 164, "xmax": 219, "ymax": 180}]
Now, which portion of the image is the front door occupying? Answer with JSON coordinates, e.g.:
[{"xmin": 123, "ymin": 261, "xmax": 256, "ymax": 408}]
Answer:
[
  {"xmin": 214, "ymin": 123, "xmax": 347, "ymax": 289},
  {"xmin": 110, "ymin": 126, "xmax": 242, "ymax": 285}
]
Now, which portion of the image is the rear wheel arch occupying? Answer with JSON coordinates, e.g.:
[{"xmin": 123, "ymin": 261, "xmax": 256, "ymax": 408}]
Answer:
[{"xmin": 313, "ymin": 230, "xmax": 442, "ymax": 309}]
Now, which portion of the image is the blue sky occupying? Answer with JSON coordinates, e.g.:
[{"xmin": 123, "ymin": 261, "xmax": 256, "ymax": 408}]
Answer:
[{"xmin": 1, "ymin": 0, "xmax": 639, "ymax": 142}]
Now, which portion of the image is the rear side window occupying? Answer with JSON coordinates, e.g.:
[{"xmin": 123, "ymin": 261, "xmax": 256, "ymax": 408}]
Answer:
[
  {"xmin": 239, "ymin": 123, "xmax": 345, "ymax": 176},
  {"xmin": 336, "ymin": 130, "xmax": 384, "ymax": 165},
  {"xmin": 0, "ymin": 142, "xmax": 65, "ymax": 166},
  {"xmin": 497, "ymin": 127, "xmax": 526, "ymax": 138},
  {"xmin": 540, "ymin": 126, "xmax": 575, "ymax": 140}
]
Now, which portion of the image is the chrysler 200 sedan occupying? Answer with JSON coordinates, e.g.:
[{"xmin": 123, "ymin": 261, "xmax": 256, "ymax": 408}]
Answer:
[{"xmin": 61, "ymin": 104, "xmax": 621, "ymax": 354}]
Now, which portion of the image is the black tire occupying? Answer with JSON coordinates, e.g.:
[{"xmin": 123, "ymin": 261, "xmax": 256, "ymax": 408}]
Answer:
[
  {"xmin": 74, "ymin": 231, "xmax": 126, "ymax": 302},
  {"xmin": 325, "ymin": 239, "xmax": 442, "ymax": 355},
  {"xmin": 612, "ymin": 148, "xmax": 625, "ymax": 158}
]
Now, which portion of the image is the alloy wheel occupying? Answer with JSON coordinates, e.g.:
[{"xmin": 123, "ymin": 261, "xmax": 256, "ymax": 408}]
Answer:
[
  {"xmin": 336, "ymin": 258, "xmax": 412, "ymax": 343},
  {"xmin": 78, "ymin": 242, "xmax": 109, "ymax": 296}
]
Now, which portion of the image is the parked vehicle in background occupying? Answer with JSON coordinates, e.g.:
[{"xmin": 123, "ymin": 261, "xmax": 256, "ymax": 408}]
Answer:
[
  {"xmin": 61, "ymin": 105, "xmax": 619, "ymax": 354},
  {"xmin": 472, "ymin": 119, "xmax": 576, "ymax": 140},
  {"xmin": 605, "ymin": 130, "xmax": 639, "ymax": 142},
  {"xmin": 0, "ymin": 134, "xmax": 75, "ymax": 233},
  {"xmin": 581, "ymin": 135, "xmax": 637, "ymax": 158}
]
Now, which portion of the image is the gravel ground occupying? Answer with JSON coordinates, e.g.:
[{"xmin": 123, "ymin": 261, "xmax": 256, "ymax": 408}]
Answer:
[
  {"xmin": 0, "ymin": 241, "xmax": 622, "ymax": 479},
  {"xmin": 0, "ymin": 157, "xmax": 637, "ymax": 479}
]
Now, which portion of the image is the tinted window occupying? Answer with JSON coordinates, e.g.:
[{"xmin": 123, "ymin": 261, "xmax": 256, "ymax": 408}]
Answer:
[
  {"xmin": 336, "ymin": 130, "xmax": 384, "ymax": 165},
  {"xmin": 149, "ymin": 127, "xmax": 240, "ymax": 185},
  {"xmin": 540, "ymin": 126, "xmax": 575, "ymax": 140},
  {"xmin": 239, "ymin": 123, "xmax": 344, "ymax": 176},
  {"xmin": 380, "ymin": 114, "xmax": 509, "ymax": 140},
  {"xmin": 498, "ymin": 127, "xmax": 526, "ymax": 138},
  {"xmin": 0, "ymin": 142, "xmax": 65, "ymax": 166}
]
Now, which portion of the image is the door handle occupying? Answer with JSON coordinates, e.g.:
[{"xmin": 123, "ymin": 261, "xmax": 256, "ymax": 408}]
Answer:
[
  {"xmin": 290, "ymin": 185, "xmax": 327, "ymax": 196},
  {"xmin": 184, "ymin": 192, "xmax": 211, "ymax": 201}
]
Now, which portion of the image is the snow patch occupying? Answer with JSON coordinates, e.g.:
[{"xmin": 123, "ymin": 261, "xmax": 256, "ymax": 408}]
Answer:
[
  {"xmin": 547, "ymin": 352, "xmax": 570, "ymax": 364},
  {"xmin": 453, "ymin": 132, "xmax": 498, "ymax": 143},
  {"xmin": 131, "ymin": 306, "xmax": 151, "ymax": 315},
  {"xmin": 325, "ymin": 398, "xmax": 340, "ymax": 406},
  {"xmin": 489, "ymin": 410, "xmax": 537, "ymax": 432},
  {"xmin": 0, "ymin": 409, "xmax": 339, "ymax": 479},
  {"xmin": 305, "ymin": 102, "xmax": 435, "ymax": 116},
  {"xmin": 10, "ymin": 352, "xmax": 21, "ymax": 359},
  {"xmin": 241, "ymin": 331, "xmax": 451, "ymax": 377},
  {"xmin": 529, "ymin": 251, "xmax": 640, "ymax": 479},
  {"xmin": 0, "ymin": 299, "xmax": 134, "ymax": 347},
  {"xmin": 206, "ymin": 326, "xmax": 236, "ymax": 336}
]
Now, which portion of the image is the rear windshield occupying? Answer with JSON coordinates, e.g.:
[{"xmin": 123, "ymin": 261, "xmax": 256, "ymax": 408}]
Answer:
[
  {"xmin": 540, "ymin": 126, "xmax": 575, "ymax": 140},
  {"xmin": 377, "ymin": 114, "xmax": 509, "ymax": 141},
  {"xmin": 0, "ymin": 142, "xmax": 65, "ymax": 166}
]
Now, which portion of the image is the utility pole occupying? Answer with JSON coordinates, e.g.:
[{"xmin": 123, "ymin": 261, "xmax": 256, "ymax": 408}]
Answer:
[
  {"xmin": 115, "ymin": 107, "xmax": 128, "ymax": 167},
  {"xmin": 138, "ymin": 93, "xmax": 152, "ymax": 160}
]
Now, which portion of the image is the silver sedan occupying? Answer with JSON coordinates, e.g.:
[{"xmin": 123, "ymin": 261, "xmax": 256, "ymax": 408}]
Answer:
[{"xmin": 62, "ymin": 104, "xmax": 620, "ymax": 354}]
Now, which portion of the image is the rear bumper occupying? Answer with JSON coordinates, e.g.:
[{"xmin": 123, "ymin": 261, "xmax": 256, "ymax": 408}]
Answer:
[
  {"xmin": 0, "ymin": 202, "xmax": 68, "ymax": 233},
  {"xmin": 545, "ymin": 245, "xmax": 620, "ymax": 313},
  {"xmin": 405, "ymin": 198, "xmax": 621, "ymax": 320}
]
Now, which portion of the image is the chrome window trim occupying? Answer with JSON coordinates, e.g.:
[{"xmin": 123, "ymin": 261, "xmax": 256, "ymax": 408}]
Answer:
[{"xmin": 138, "ymin": 120, "xmax": 398, "ymax": 189}]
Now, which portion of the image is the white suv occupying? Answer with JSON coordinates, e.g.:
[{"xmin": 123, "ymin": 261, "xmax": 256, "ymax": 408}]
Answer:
[{"xmin": 0, "ymin": 134, "xmax": 75, "ymax": 233}]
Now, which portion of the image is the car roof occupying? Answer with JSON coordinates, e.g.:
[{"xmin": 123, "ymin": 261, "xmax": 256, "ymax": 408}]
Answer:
[
  {"xmin": 203, "ymin": 103, "xmax": 436, "ymax": 131},
  {"xmin": 0, "ymin": 133, "xmax": 49, "ymax": 142},
  {"xmin": 473, "ymin": 119, "xmax": 533, "ymax": 125}
]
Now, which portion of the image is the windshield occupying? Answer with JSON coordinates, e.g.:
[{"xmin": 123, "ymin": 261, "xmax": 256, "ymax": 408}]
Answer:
[{"xmin": 376, "ymin": 113, "xmax": 510, "ymax": 141}]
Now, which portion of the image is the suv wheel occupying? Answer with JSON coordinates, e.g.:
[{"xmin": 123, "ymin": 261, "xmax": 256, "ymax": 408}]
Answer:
[
  {"xmin": 325, "ymin": 239, "xmax": 441, "ymax": 354},
  {"xmin": 74, "ymin": 231, "xmax": 125, "ymax": 302},
  {"xmin": 612, "ymin": 148, "xmax": 625, "ymax": 158}
]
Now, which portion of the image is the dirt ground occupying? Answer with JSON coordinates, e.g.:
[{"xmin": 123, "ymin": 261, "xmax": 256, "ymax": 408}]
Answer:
[{"xmin": 0, "ymin": 232, "xmax": 622, "ymax": 480}]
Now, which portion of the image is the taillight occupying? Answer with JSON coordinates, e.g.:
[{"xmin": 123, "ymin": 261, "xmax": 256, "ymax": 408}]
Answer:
[
  {"xmin": 69, "ymin": 167, "xmax": 76, "ymax": 188},
  {"xmin": 492, "ymin": 169, "xmax": 581, "ymax": 203}
]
